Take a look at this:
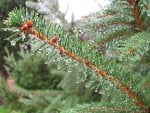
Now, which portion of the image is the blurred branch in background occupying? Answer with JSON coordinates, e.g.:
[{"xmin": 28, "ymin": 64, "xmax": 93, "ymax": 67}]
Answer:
[
  {"xmin": 0, "ymin": 0, "xmax": 27, "ymax": 74},
  {"xmin": 26, "ymin": 0, "xmax": 67, "ymax": 24}
]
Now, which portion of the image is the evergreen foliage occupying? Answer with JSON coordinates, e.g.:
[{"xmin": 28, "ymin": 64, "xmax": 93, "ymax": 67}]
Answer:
[
  {"xmin": 0, "ymin": 0, "xmax": 36, "ymax": 72},
  {"xmin": 0, "ymin": 0, "xmax": 26, "ymax": 72},
  {"xmin": 25, "ymin": 0, "xmax": 67, "ymax": 24},
  {"xmin": 4, "ymin": 49, "xmax": 62, "ymax": 90},
  {"xmin": 0, "ymin": 0, "xmax": 26, "ymax": 20},
  {"xmin": 1, "ymin": 0, "xmax": 150, "ymax": 113},
  {"xmin": 1, "ymin": 49, "xmax": 102, "ymax": 113}
]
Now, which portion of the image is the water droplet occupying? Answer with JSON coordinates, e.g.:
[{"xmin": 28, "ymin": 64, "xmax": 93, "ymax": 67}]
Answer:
[
  {"xmin": 12, "ymin": 29, "xmax": 19, "ymax": 32},
  {"xmin": 57, "ymin": 61, "xmax": 62, "ymax": 70},
  {"xmin": 48, "ymin": 48, "xmax": 52, "ymax": 52},
  {"xmin": 11, "ymin": 41, "xmax": 16, "ymax": 46},
  {"xmin": 57, "ymin": 66, "xmax": 61, "ymax": 70},
  {"xmin": 68, "ymin": 70, "xmax": 71, "ymax": 73},
  {"xmin": 95, "ymin": 87, "xmax": 98, "ymax": 93},
  {"xmin": 39, "ymin": 48, "xmax": 42, "ymax": 51},
  {"xmin": 3, "ymin": 28, "xmax": 8, "ymax": 31},
  {"xmin": 52, "ymin": 59, "xmax": 55, "ymax": 62},
  {"xmin": 57, "ymin": 58, "xmax": 61, "ymax": 62}
]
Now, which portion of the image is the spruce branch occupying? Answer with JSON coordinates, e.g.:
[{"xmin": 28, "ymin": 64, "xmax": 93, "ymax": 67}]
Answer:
[
  {"xmin": 90, "ymin": 30, "xmax": 131, "ymax": 50},
  {"xmin": 19, "ymin": 20, "xmax": 147, "ymax": 111},
  {"xmin": 109, "ymin": 31, "xmax": 150, "ymax": 64},
  {"xmin": 4, "ymin": 8, "xmax": 150, "ymax": 112},
  {"xmin": 83, "ymin": 12, "xmax": 117, "ymax": 20}
]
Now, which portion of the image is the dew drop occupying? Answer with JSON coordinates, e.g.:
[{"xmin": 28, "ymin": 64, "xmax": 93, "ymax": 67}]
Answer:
[
  {"xmin": 95, "ymin": 87, "xmax": 98, "ymax": 93},
  {"xmin": 11, "ymin": 41, "xmax": 16, "ymax": 46},
  {"xmin": 12, "ymin": 29, "xmax": 19, "ymax": 32},
  {"xmin": 68, "ymin": 70, "xmax": 71, "ymax": 73},
  {"xmin": 39, "ymin": 48, "xmax": 42, "ymax": 51},
  {"xmin": 3, "ymin": 28, "xmax": 8, "ymax": 31},
  {"xmin": 57, "ymin": 62, "xmax": 61, "ymax": 70},
  {"xmin": 99, "ymin": 90, "xmax": 104, "ymax": 95}
]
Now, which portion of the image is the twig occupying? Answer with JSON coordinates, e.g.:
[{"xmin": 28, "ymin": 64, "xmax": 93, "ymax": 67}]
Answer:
[
  {"xmin": 128, "ymin": 0, "xmax": 144, "ymax": 31},
  {"xmin": 90, "ymin": 31, "xmax": 130, "ymax": 50},
  {"xmin": 21, "ymin": 27, "xmax": 148, "ymax": 112}
]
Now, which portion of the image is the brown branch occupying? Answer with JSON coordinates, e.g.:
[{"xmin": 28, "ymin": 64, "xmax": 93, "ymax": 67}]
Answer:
[
  {"xmin": 78, "ymin": 107, "xmax": 138, "ymax": 113},
  {"xmin": 96, "ymin": 13, "xmax": 116, "ymax": 19},
  {"xmin": 92, "ymin": 21, "xmax": 130, "ymax": 29},
  {"xmin": 21, "ymin": 27, "xmax": 148, "ymax": 112},
  {"xmin": 91, "ymin": 31, "xmax": 130, "ymax": 50},
  {"xmin": 128, "ymin": 0, "xmax": 144, "ymax": 31},
  {"xmin": 6, "ymin": 76, "xmax": 64, "ymax": 96},
  {"xmin": 31, "ymin": 90, "xmax": 64, "ymax": 96},
  {"xmin": 83, "ymin": 12, "xmax": 117, "ymax": 20}
]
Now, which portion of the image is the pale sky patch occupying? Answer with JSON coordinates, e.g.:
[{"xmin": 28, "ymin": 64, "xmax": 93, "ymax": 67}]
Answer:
[{"xmin": 58, "ymin": 0, "xmax": 110, "ymax": 22}]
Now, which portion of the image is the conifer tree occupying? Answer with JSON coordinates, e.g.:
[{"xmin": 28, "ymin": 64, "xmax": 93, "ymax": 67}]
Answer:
[{"xmin": 1, "ymin": 0, "xmax": 150, "ymax": 113}]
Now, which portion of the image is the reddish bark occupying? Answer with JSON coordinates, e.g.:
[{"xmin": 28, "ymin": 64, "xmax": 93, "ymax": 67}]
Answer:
[
  {"xmin": 0, "ymin": 98, "xmax": 4, "ymax": 105},
  {"xmin": 128, "ymin": 0, "xmax": 144, "ymax": 31}
]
